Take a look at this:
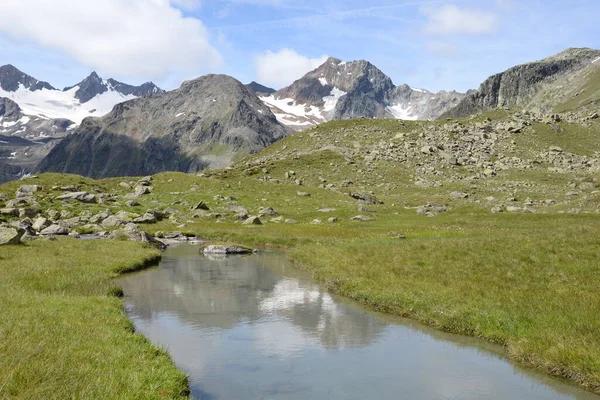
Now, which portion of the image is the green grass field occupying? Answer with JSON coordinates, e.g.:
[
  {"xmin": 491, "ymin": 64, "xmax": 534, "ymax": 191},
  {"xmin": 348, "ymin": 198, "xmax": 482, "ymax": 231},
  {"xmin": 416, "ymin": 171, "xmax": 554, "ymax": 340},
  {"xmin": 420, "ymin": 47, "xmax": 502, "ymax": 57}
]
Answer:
[{"xmin": 0, "ymin": 239, "xmax": 189, "ymax": 399}]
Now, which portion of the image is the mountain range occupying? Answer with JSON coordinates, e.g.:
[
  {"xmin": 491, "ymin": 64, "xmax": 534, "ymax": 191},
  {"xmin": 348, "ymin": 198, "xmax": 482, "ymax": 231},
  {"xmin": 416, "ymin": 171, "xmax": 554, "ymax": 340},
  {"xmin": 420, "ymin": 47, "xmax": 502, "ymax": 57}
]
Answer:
[
  {"xmin": 260, "ymin": 57, "xmax": 465, "ymax": 130},
  {"xmin": 1, "ymin": 47, "xmax": 599, "ymax": 182}
]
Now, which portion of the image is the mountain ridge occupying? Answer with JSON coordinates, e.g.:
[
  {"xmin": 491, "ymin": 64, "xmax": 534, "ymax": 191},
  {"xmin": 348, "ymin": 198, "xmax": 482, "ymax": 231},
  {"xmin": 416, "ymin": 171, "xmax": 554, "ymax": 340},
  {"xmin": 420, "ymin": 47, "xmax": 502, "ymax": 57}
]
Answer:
[{"xmin": 260, "ymin": 56, "xmax": 465, "ymax": 129}]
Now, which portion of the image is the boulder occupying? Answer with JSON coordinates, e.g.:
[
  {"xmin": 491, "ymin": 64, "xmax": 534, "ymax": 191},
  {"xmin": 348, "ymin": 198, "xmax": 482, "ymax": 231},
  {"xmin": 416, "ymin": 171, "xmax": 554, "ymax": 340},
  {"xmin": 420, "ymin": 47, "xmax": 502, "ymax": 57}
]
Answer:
[
  {"xmin": 203, "ymin": 245, "xmax": 253, "ymax": 255},
  {"xmin": 108, "ymin": 226, "xmax": 166, "ymax": 251},
  {"xmin": 242, "ymin": 216, "xmax": 262, "ymax": 225},
  {"xmin": 349, "ymin": 192, "xmax": 383, "ymax": 205},
  {"xmin": 16, "ymin": 185, "xmax": 41, "ymax": 198},
  {"xmin": 191, "ymin": 201, "xmax": 210, "ymax": 211},
  {"xmin": 101, "ymin": 215, "xmax": 126, "ymax": 228},
  {"xmin": 40, "ymin": 224, "xmax": 69, "ymax": 236},
  {"xmin": 351, "ymin": 215, "xmax": 374, "ymax": 221},
  {"xmin": 259, "ymin": 207, "xmax": 278, "ymax": 216},
  {"xmin": 32, "ymin": 217, "xmax": 50, "ymax": 232},
  {"xmin": 451, "ymin": 192, "xmax": 469, "ymax": 199},
  {"xmin": 56, "ymin": 191, "xmax": 97, "ymax": 203},
  {"xmin": 0, "ymin": 208, "xmax": 19, "ymax": 217},
  {"xmin": 0, "ymin": 226, "xmax": 24, "ymax": 245},
  {"xmin": 133, "ymin": 213, "xmax": 157, "ymax": 224}
]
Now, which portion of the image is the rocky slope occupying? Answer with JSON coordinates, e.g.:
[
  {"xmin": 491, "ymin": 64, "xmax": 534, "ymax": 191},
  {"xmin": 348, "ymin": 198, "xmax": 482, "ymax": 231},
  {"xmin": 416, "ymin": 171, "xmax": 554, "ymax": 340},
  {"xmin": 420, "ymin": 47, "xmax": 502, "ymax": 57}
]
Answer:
[
  {"xmin": 441, "ymin": 48, "xmax": 600, "ymax": 119},
  {"xmin": 259, "ymin": 57, "xmax": 465, "ymax": 130},
  {"xmin": 245, "ymin": 82, "xmax": 276, "ymax": 96},
  {"xmin": 37, "ymin": 74, "xmax": 290, "ymax": 178}
]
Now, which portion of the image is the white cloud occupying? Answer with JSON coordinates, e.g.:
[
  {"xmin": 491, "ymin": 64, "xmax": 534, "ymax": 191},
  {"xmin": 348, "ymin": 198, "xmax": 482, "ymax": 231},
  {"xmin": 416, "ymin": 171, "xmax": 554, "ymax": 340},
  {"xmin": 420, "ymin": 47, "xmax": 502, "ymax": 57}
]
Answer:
[
  {"xmin": 422, "ymin": 4, "xmax": 498, "ymax": 35},
  {"xmin": 0, "ymin": 0, "xmax": 222, "ymax": 80},
  {"xmin": 254, "ymin": 49, "xmax": 327, "ymax": 89}
]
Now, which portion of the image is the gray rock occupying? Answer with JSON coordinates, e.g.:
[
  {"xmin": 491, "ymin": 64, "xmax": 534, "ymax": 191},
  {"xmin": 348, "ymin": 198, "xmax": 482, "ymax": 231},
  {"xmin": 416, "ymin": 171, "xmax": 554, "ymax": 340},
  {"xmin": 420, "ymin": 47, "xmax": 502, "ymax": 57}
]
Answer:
[
  {"xmin": 126, "ymin": 200, "xmax": 140, "ymax": 207},
  {"xmin": 19, "ymin": 208, "xmax": 38, "ymax": 218},
  {"xmin": 101, "ymin": 215, "xmax": 125, "ymax": 228},
  {"xmin": 191, "ymin": 201, "xmax": 210, "ymax": 211},
  {"xmin": 108, "ymin": 228, "xmax": 166, "ymax": 251},
  {"xmin": 40, "ymin": 224, "xmax": 69, "ymax": 236},
  {"xmin": 327, "ymin": 217, "xmax": 338, "ymax": 223},
  {"xmin": 297, "ymin": 191, "xmax": 311, "ymax": 197},
  {"xmin": 133, "ymin": 213, "xmax": 157, "ymax": 224},
  {"xmin": 203, "ymin": 245, "xmax": 253, "ymax": 255},
  {"xmin": 242, "ymin": 216, "xmax": 262, "ymax": 225},
  {"xmin": 32, "ymin": 217, "xmax": 50, "ymax": 232},
  {"xmin": 351, "ymin": 215, "xmax": 374, "ymax": 221},
  {"xmin": 0, "ymin": 208, "xmax": 19, "ymax": 217},
  {"xmin": 259, "ymin": 207, "xmax": 278, "ymax": 216},
  {"xmin": 56, "ymin": 191, "xmax": 97, "ymax": 203},
  {"xmin": 16, "ymin": 185, "xmax": 41, "ymax": 198},
  {"xmin": 451, "ymin": 192, "xmax": 469, "ymax": 199},
  {"xmin": 0, "ymin": 226, "xmax": 24, "ymax": 245}
]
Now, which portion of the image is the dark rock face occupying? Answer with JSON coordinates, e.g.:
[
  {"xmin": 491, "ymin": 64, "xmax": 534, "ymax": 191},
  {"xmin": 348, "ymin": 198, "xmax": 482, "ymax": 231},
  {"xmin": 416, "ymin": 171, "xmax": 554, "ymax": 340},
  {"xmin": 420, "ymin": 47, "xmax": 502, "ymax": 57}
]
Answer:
[
  {"xmin": 38, "ymin": 74, "xmax": 291, "ymax": 178},
  {"xmin": 0, "ymin": 64, "xmax": 55, "ymax": 92},
  {"xmin": 245, "ymin": 82, "xmax": 276, "ymax": 95},
  {"xmin": 64, "ymin": 73, "xmax": 164, "ymax": 103},
  {"xmin": 106, "ymin": 79, "xmax": 163, "ymax": 97},
  {"xmin": 0, "ymin": 97, "xmax": 22, "ymax": 120},
  {"xmin": 441, "ymin": 48, "xmax": 600, "ymax": 118}
]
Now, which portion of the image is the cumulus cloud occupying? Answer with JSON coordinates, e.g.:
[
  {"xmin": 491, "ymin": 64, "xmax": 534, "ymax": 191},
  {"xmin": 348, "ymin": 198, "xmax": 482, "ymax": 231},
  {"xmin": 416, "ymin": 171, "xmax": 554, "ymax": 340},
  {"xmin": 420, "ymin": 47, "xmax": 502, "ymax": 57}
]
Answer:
[
  {"xmin": 0, "ymin": 0, "xmax": 222, "ymax": 80},
  {"xmin": 422, "ymin": 4, "xmax": 498, "ymax": 35},
  {"xmin": 254, "ymin": 49, "xmax": 328, "ymax": 89}
]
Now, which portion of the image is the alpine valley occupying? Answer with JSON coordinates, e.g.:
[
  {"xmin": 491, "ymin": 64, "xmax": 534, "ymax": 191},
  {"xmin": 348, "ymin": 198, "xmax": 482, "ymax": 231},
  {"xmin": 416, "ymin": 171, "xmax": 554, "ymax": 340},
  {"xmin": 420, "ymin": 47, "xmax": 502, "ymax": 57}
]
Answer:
[{"xmin": 2, "ymin": 46, "xmax": 600, "ymax": 399}]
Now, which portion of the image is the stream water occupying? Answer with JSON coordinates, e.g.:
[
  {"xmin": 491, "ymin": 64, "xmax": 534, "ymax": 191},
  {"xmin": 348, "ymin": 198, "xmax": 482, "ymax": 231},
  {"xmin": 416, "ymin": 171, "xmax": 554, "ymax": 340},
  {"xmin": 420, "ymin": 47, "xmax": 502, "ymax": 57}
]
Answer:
[{"xmin": 121, "ymin": 245, "xmax": 598, "ymax": 400}]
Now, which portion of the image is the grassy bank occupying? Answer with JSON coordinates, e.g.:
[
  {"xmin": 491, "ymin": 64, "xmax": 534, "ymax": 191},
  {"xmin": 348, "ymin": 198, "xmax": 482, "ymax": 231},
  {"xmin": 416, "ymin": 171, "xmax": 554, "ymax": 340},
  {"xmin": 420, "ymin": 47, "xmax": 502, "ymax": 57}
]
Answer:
[
  {"xmin": 180, "ymin": 213, "xmax": 600, "ymax": 393},
  {"xmin": 0, "ymin": 239, "xmax": 189, "ymax": 399}
]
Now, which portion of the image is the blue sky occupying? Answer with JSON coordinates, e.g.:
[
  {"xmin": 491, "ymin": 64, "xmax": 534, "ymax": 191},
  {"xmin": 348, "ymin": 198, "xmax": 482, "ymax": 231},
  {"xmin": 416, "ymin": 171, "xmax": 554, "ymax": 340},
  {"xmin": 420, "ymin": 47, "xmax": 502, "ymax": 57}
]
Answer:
[{"xmin": 0, "ymin": 0, "xmax": 599, "ymax": 92}]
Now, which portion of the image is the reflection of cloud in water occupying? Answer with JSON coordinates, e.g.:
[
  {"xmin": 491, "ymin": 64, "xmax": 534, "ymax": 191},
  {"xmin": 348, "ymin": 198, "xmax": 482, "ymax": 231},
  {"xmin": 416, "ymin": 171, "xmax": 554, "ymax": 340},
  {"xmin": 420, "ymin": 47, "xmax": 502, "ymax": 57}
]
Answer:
[
  {"xmin": 121, "ymin": 246, "xmax": 599, "ymax": 400},
  {"xmin": 122, "ymin": 247, "xmax": 386, "ymax": 350}
]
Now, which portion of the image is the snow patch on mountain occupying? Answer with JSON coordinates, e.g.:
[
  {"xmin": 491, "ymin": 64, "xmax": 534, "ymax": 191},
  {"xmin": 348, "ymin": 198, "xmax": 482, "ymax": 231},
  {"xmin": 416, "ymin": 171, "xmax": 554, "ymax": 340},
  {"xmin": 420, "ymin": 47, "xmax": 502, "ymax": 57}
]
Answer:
[
  {"xmin": 386, "ymin": 103, "xmax": 419, "ymax": 120},
  {"xmin": 0, "ymin": 84, "xmax": 136, "ymax": 123},
  {"xmin": 323, "ymin": 88, "xmax": 347, "ymax": 112}
]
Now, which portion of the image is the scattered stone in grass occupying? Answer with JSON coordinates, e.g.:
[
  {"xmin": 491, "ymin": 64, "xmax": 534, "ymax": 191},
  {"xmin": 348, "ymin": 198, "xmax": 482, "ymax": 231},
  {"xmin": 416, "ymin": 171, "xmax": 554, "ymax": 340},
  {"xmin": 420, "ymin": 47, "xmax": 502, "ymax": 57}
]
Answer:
[
  {"xmin": 451, "ymin": 192, "xmax": 469, "ymax": 199},
  {"xmin": 317, "ymin": 208, "xmax": 336, "ymax": 213},
  {"xmin": 311, "ymin": 219, "xmax": 323, "ymax": 224},
  {"xmin": 0, "ymin": 226, "xmax": 24, "ymax": 245},
  {"xmin": 284, "ymin": 219, "xmax": 297, "ymax": 224},
  {"xmin": 350, "ymin": 192, "xmax": 383, "ymax": 205},
  {"xmin": 297, "ymin": 191, "xmax": 311, "ymax": 197},
  {"xmin": 40, "ymin": 224, "xmax": 69, "ymax": 236},
  {"xmin": 57, "ymin": 191, "xmax": 97, "ymax": 203},
  {"xmin": 191, "ymin": 201, "xmax": 210, "ymax": 211},
  {"xmin": 351, "ymin": 215, "xmax": 374, "ymax": 221},
  {"xmin": 126, "ymin": 200, "xmax": 140, "ymax": 207},
  {"xmin": 327, "ymin": 217, "xmax": 338, "ymax": 223},
  {"xmin": 259, "ymin": 207, "xmax": 278, "ymax": 217},
  {"xmin": 242, "ymin": 216, "xmax": 262, "ymax": 225}
]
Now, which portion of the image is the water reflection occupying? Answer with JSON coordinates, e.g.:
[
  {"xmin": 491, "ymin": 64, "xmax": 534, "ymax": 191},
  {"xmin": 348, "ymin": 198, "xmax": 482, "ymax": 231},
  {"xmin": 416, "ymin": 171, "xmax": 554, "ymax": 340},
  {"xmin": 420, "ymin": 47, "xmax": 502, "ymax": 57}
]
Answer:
[{"xmin": 122, "ymin": 245, "xmax": 599, "ymax": 400}]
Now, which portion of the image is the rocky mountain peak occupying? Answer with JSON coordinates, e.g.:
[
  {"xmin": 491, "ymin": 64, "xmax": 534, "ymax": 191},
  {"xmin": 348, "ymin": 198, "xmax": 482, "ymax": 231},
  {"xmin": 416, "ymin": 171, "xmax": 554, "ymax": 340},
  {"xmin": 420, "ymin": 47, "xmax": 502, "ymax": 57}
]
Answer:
[
  {"xmin": 63, "ymin": 72, "xmax": 164, "ymax": 103},
  {"xmin": 0, "ymin": 64, "xmax": 56, "ymax": 92},
  {"xmin": 245, "ymin": 81, "xmax": 276, "ymax": 95}
]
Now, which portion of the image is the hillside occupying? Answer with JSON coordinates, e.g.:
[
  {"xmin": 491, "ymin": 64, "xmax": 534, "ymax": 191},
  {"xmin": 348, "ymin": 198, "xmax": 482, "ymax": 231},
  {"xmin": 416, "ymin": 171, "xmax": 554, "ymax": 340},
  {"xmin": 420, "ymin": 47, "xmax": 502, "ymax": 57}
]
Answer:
[
  {"xmin": 441, "ymin": 48, "xmax": 600, "ymax": 119},
  {"xmin": 36, "ymin": 75, "xmax": 290, "ymax": 178}
]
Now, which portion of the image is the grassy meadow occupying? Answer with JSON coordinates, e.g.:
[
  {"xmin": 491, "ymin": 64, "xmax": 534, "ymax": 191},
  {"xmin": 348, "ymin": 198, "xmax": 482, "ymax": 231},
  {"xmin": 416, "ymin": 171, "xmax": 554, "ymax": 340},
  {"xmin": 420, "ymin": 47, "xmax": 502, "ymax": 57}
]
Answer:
[{"xmin": 0, "ymin": 239, "xmax": 189, "ymax": 399}]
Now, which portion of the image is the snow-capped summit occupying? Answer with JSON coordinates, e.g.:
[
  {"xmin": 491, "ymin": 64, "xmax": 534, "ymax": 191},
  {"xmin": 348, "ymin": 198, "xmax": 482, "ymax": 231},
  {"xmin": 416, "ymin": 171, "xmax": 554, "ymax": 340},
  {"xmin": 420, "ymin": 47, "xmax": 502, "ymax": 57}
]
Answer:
[
  {"xmin": 0, "ymin": 65, "xmax": 164, "ymax": 125},
  {"xmin": 259, "ymin": 57, "xmax": 465, "ymax": 130},
  {"xmin": 64, "ymin": 72, "xmax": 163, "ymax": 103}
]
